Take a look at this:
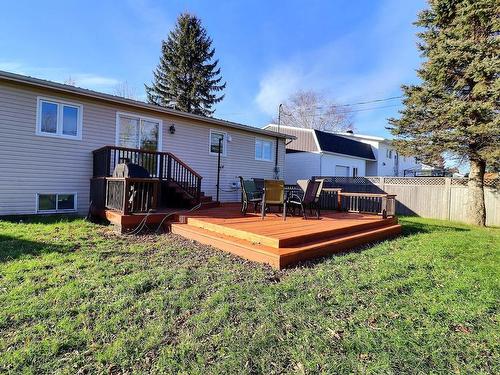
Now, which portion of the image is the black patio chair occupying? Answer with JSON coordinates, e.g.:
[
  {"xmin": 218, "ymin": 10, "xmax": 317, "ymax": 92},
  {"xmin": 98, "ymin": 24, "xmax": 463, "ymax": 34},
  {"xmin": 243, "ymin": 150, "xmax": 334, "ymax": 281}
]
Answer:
[
  {"xmin": 239, "ymin": 176, "xmax": 263, "ymax": 215},
  {"xmin": 287, "ymin": 179, "xmax": 322, "ymax": 219}
]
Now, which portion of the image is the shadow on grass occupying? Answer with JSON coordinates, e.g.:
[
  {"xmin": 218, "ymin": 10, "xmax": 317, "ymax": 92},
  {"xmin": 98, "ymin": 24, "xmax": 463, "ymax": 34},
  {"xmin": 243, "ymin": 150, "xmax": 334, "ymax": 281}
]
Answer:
[
  {"xmin": 0, "ymin": 234, "xmax": 76, "ymax": 262},
  {"xmin": 0, "ymin": 214, "xmax": 83, "ymax": 225},
  {"xmin": 398, "ymin": 218, "xmax": 469, "ymax": 237},
  {"xmin": 288, "ymin": 218, "xmax": 470, "ymax": 270}
]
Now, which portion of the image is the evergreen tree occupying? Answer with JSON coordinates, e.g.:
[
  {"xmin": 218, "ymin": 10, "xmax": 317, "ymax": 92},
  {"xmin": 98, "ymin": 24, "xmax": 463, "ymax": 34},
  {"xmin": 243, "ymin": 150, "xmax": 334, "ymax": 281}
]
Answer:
[
  {"xmin": 145, "ymin": 13, "xmax": 226, "ymax": 116},
  {"xmin": 389, "ymin": 0, "xmax": 499, "ymax": 226}
]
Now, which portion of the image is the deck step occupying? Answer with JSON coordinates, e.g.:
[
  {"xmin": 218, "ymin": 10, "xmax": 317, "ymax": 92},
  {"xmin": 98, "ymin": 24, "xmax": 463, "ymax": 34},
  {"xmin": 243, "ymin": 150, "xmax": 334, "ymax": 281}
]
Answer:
[
  {"xmin": 179, "ymin": 215, "xmax": 398, "ymax": 248},
  {"xmin": 170, "ymin": 222, "xmax": 402, "ymax": 269}
]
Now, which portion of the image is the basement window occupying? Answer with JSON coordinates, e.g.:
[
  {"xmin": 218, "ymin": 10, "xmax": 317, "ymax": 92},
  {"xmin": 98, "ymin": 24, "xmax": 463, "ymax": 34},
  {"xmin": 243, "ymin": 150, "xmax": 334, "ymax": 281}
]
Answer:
[
  {"xmin": 36, "ymin": 97, "xmax": 82, "ymax": 140},
  {"xmin": 37, "ymin": 193, "xmax": 77, "ymax": 213}
]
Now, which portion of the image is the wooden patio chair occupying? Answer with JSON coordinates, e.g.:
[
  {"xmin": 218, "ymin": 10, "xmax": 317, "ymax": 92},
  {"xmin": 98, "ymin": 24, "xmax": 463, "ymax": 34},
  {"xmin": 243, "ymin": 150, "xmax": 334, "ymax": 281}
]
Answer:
[
  {"xmin": 261, "ymin": 180, "xmax": 287, "ymax": 220},
  {"xmin": 238, "ymin": 176, "xmax": 263, "ymax": 215},
  {"xmin": 287, "ymin": 179, "xmax": 322, "ymax": 219}
]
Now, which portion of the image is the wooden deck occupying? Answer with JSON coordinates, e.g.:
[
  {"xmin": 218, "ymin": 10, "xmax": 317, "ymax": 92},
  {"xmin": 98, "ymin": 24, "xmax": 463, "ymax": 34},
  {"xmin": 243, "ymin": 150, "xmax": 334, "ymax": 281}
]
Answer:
[{"xmin": 171, "ymin": 203, "xmax": 402, "ymax": 269}]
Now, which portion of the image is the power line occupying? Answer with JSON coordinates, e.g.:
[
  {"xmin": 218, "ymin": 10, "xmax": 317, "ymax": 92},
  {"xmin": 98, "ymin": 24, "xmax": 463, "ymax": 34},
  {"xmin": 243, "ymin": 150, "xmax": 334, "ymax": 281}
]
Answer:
[{"xmin": 281, "ymin": 104, "xmax": 401, "ymax": 117}]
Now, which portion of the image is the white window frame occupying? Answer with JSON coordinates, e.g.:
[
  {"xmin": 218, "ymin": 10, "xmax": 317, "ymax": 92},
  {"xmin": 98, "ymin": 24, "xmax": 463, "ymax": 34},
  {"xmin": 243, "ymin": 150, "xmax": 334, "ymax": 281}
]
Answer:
[
  {"xmin": 209, "ymin": 129, "xmax": 227, "ymax": 156},
  {"xmin": 36, "ymin": 193, "xmax": 78, "ymax": 214},
  {"xmin": 115, "ymin": 112, "xmax": 163, "ymax": 151},
  {"xmin": 255, "ymin": 138, "xmax": 273, "ymax": 162},
  {"xmin": 352, "ymin": 167, "xmax": 358, "ymax": 177},
  {"xmin": 36, "ymin": 97, "xmax": 83, "ymax": 140}
]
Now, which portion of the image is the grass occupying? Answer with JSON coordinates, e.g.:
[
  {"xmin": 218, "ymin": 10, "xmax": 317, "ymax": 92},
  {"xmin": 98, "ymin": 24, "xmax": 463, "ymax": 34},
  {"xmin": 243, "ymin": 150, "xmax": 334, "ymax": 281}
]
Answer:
[{"xmin": 0, "ymin": 216, "xmax": 498, "ymax": 374}]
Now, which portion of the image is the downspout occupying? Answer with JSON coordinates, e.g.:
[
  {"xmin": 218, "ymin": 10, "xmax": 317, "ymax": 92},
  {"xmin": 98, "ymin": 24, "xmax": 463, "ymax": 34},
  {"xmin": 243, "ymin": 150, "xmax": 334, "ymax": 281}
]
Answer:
[
  {"xmin": 319, "ymin": 152, "xmax": 324, "ymax": 177},
  {"xmin": 274, "ymin": 136, "xmax": 280, "ymax": 179}
]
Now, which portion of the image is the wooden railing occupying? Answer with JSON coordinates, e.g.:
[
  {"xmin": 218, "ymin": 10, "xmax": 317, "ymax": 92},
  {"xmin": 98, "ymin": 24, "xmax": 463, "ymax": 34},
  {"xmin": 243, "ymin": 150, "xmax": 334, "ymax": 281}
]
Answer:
[
  {"xmin": 92, "ymin": 145, "xmax": 202, "ymax": 206},
  {"xmin": 105, "ymin": 177, "xmax": 159, "ymax": 214},
  {"xmin": 338, "ymin": 192, "xmax": 396, "ymax": 218},
  {"xmin": 285, "ymin": 184, "xmax": 396, "ymax": 217}
]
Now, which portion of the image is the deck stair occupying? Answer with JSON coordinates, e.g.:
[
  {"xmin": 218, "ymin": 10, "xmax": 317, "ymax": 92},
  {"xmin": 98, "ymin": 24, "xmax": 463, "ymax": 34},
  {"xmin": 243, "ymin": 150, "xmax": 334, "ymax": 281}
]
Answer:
[{"xmin": 171, "ymin": 204, "xmax": 401, "ymax": 269}]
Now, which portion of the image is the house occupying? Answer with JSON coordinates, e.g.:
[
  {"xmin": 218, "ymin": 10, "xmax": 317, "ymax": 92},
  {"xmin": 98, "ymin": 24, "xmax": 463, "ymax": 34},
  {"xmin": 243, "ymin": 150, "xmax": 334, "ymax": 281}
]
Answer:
[
  {"xmin": 336, "ymin": 131, "xmax": 420, "ymax": 176},
  {"xmin": 0, "ymin": 70, "xmax": 290, "ymax": 216},
  {"xmin": 264, "ymin": 125, "xmax": 420, "ymax": 183},
  {"xmin": 263, "ymin": 125, "xmax": 376, "ymax": 183}
]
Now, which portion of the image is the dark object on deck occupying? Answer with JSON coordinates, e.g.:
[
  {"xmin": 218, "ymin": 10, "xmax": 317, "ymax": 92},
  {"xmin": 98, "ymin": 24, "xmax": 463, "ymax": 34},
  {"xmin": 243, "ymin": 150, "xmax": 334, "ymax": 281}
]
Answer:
[
  {"xmin": 239, "ymin": 176, "xmax": 263, "ymax": 214},
  {"xmin": 112, "ymin": 162, "xmax": 151, "ymax": 178},
  {"xmin": 288, "ymin": 179, "xmax": 322, "ymax": 219},
  {"xmin": 253, "ymin": 178, "xmax": 265, "ymax": 192}
]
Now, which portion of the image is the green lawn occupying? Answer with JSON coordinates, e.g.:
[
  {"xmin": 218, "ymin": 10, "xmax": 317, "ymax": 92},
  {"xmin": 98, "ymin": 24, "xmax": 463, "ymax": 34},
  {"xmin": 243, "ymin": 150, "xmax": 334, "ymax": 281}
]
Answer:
[{"xmin": 0, "ymin": 216, "xmax": 498, "ymax": 374}]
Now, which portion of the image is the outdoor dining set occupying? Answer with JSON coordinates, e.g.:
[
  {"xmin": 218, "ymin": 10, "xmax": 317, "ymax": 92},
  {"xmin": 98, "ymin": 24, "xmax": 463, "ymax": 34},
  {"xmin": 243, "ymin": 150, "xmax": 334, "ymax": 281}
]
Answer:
[{"xmin": 238, "ymin": 176, "xmax": 325, "ymax": 220}]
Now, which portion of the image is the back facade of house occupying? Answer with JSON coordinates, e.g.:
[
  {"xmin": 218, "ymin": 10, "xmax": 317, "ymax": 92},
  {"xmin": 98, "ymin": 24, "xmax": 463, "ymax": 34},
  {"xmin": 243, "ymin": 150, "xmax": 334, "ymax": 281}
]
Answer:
[{"xmin": 0, "ymin": 71, "xmax": 287, "ymax": 216}]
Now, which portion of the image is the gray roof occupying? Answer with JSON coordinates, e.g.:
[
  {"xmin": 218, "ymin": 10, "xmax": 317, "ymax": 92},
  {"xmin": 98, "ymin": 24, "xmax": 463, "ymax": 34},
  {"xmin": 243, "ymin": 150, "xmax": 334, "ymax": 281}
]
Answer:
[
  {"xmin": 314, "ymin": 130, "xmax": 376, "ymax": 160},
  {"xmin": 264, "ymin": 125, "xmax": 376, "ymax": 160},
  {"xmin": 0, "ymin": 70, "xmax": 293, "ymax": 140}
]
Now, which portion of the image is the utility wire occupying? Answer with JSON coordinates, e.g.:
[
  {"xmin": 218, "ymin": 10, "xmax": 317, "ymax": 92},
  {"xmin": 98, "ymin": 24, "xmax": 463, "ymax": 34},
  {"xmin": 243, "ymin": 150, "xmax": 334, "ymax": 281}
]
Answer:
[
  {"xmin": 280, "ymin": 104, "xmax": 401, "ymax": 117},
  {"xmin": 217, "ymin": 95, "xmax": 403, "ymax": 118}
]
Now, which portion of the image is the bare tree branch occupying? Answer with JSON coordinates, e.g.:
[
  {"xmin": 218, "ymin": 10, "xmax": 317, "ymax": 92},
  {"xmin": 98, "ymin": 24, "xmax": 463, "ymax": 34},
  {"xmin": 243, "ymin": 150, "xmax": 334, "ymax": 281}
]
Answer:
[{"xmin": 273, "ymin": 90, "xmax": 354, "ymax": 132}]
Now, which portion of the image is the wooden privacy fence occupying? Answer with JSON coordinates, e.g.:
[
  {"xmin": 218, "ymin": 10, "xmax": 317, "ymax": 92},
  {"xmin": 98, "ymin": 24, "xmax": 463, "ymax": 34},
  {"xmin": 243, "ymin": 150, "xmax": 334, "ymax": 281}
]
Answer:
[{"xmin": 312, "ymin": 176, "xmax": 500, "ymax": 226}]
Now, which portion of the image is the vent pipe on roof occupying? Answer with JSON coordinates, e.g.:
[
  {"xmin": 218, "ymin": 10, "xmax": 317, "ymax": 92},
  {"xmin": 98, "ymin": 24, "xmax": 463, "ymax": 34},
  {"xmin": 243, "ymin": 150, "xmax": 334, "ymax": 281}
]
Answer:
[{"xmin": 346, "ymin": 129, "xmax": 354, "ymax": 134}]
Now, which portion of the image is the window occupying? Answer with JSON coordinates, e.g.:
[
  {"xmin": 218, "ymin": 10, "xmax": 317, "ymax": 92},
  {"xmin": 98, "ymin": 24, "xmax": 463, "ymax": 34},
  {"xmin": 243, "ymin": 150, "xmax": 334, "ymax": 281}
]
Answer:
[
  {"xmin": 386, "ymin": 149, "xmax": 393, "ymax": 159},
  {"xmin": 117, "ymin": 113, "xmax": 161, "ymax": 151},
  {"xmin": 37, "ymin": 193, "xmax": 77, "ymax": 213},
  {"xmin": 209, "ymin": 130, "xmax": 227, "ymax": 156},
  {"xmin": 255, "ymin": 139, "xmax": 272, "ymax": 161},
  {"xmin": 352, "ymin": 167, "xmax": 358, "ymax": 177},
  {"xmin": 36, "ymin": 97, "xmax": 82, "ymax": 139}
]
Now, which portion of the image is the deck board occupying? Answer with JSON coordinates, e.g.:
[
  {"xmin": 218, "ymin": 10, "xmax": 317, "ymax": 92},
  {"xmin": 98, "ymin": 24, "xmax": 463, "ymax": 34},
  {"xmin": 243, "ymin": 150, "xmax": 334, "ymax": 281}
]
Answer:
[{"xmin": 172, "ymin": 203, "xmax": 402, "ymax": 268}]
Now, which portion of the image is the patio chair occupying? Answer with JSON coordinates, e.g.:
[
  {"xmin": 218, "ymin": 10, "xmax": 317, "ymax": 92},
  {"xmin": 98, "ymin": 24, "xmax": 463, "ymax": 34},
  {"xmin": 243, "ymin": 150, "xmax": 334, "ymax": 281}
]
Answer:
[
  {"xmin": 261, "ymin": 179, "xmax": 287, "ymax": 220},
  {"xmin": 287, "ymin": 179, "xmax": 322, "ymax": 219},
  {"xmin": 253, "ymin": 178, "xmax": 264, "ymax": 193},
  {"xmin": 238, "ymin": 176, "xmax": 263, "ymax": 215}
]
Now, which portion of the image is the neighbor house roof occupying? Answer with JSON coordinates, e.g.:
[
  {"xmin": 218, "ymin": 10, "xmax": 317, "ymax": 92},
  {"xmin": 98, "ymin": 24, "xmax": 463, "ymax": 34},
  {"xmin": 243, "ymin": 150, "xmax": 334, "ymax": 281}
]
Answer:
[
  {"xmin": 314, "ymin": 130, "xmax": 376, "ymax": 160},
  {"xmin": 263, "ymin": 124, "xmax": 376, "ymax": 160},
  {"xmin": 0, "ymin": 70, "xmax": 293, "ymax": 140}
]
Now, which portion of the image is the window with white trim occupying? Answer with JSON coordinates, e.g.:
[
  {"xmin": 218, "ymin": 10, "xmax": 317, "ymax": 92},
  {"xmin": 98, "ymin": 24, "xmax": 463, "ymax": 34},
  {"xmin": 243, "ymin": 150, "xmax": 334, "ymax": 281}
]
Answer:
[
  {"xmin": 37, "ymin": 193, "xmax": 77, "ymax": 213},
  {"xmin": 209, "ymin": 130, "xmax": 227, "ymax": 156},
  {"xmin": 255, "ymin": 139, "xmax": 272, "ymax": 161},
  {"xmin": 36, "ymin": 98, "xmax": 82, "ymax": 139},
  {"xmin": 352, "ymin": 167, "xmax": 358, "ymax": 177},
  {"xmin": 386, "ymin": 149, "xmax": 393, "ymax": 159},
  {"xmin": 117, "ymin": 113, "xmax": 161, "ymax": 151}
]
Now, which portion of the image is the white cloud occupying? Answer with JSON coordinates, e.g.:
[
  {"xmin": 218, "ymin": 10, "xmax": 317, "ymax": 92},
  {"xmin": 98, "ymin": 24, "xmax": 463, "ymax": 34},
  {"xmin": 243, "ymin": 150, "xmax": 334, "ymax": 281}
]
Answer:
[
  {"xmin": 71, "ymin": 74, "xmax": 120, "ymax": 87},
  {"xmin": 255, "ymin": 65, "xmax": 302, "ymax": 116},
  {"xmin": 254, "ymin": 0, "xmax": 424, "ymax": 125},
  {"xmin": 0, "ymin": 60, "xmax": 120, "ymax": 92}
]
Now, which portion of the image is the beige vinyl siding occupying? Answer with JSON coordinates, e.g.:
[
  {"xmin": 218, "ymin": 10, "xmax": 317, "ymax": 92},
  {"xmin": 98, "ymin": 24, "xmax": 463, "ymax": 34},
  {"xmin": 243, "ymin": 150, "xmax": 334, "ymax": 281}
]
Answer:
[
  {"xmin": 0, "ymin": 82, "xmax": 285, "ymax": 215},
  {"xmin": 165, "ymin": 120, "xmax": 285, "ymax": 202}
]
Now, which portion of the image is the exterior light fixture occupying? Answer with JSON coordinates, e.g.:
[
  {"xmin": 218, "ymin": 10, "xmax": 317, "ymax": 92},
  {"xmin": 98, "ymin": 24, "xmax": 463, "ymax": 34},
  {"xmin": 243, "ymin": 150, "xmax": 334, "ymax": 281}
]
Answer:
[{"xmin": 169, "ymin": 124, "xmax": 176, "ymax": 134}]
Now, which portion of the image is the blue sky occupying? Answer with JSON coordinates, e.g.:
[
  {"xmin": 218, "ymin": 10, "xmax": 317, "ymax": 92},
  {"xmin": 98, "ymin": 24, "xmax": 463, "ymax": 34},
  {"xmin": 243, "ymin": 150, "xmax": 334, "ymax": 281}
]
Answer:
[{"xmin": 1, "ymin": 0, "xmax": 426, "ymax": 137}]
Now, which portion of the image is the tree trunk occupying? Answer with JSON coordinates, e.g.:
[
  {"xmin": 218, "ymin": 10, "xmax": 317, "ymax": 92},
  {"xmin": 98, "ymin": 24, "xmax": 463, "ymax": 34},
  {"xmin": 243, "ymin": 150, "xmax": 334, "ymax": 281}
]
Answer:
[{"xmin": 467, "ymin": 159, "xmax": 486, "ymax": 226}]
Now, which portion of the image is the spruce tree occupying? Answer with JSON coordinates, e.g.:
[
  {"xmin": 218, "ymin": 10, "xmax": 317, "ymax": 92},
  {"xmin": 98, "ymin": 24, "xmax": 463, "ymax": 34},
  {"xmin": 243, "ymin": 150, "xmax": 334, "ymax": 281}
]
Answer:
[
  {"xmin": 389, "ymin": 0, "xmax": 499, "ymax": 226},
  {"xmin": 145, "ymin": 13, "xmax": 226, "ymax": 116}
]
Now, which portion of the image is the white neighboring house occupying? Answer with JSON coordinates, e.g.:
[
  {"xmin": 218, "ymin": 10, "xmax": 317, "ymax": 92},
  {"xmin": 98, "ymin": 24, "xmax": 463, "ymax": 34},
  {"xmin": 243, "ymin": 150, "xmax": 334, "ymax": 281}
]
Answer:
[
  {"xmin": 263, "ymin": 125, "xmax": 421, "ymax": 183},
  {"xmin": 336, "ymin": 131, "xmax": 421, "ymax": 176},
  {"xmin": 264, "ymin": 125, "xmax": 377, "ymax": 184}
]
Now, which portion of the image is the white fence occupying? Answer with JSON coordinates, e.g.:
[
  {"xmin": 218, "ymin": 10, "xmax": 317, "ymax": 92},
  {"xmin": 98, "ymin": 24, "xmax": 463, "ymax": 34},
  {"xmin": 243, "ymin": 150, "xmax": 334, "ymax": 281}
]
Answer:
[{"xmin": 315, "ymin": 177, "xmax": 500, "ymax": 226}]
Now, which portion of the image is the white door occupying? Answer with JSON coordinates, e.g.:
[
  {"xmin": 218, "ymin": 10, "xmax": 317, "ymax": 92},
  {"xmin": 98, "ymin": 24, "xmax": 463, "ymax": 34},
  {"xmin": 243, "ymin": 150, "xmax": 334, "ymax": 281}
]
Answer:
[{"xmin": 335, "ymin": 165, "xmax": 350, "ymax": 177}]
